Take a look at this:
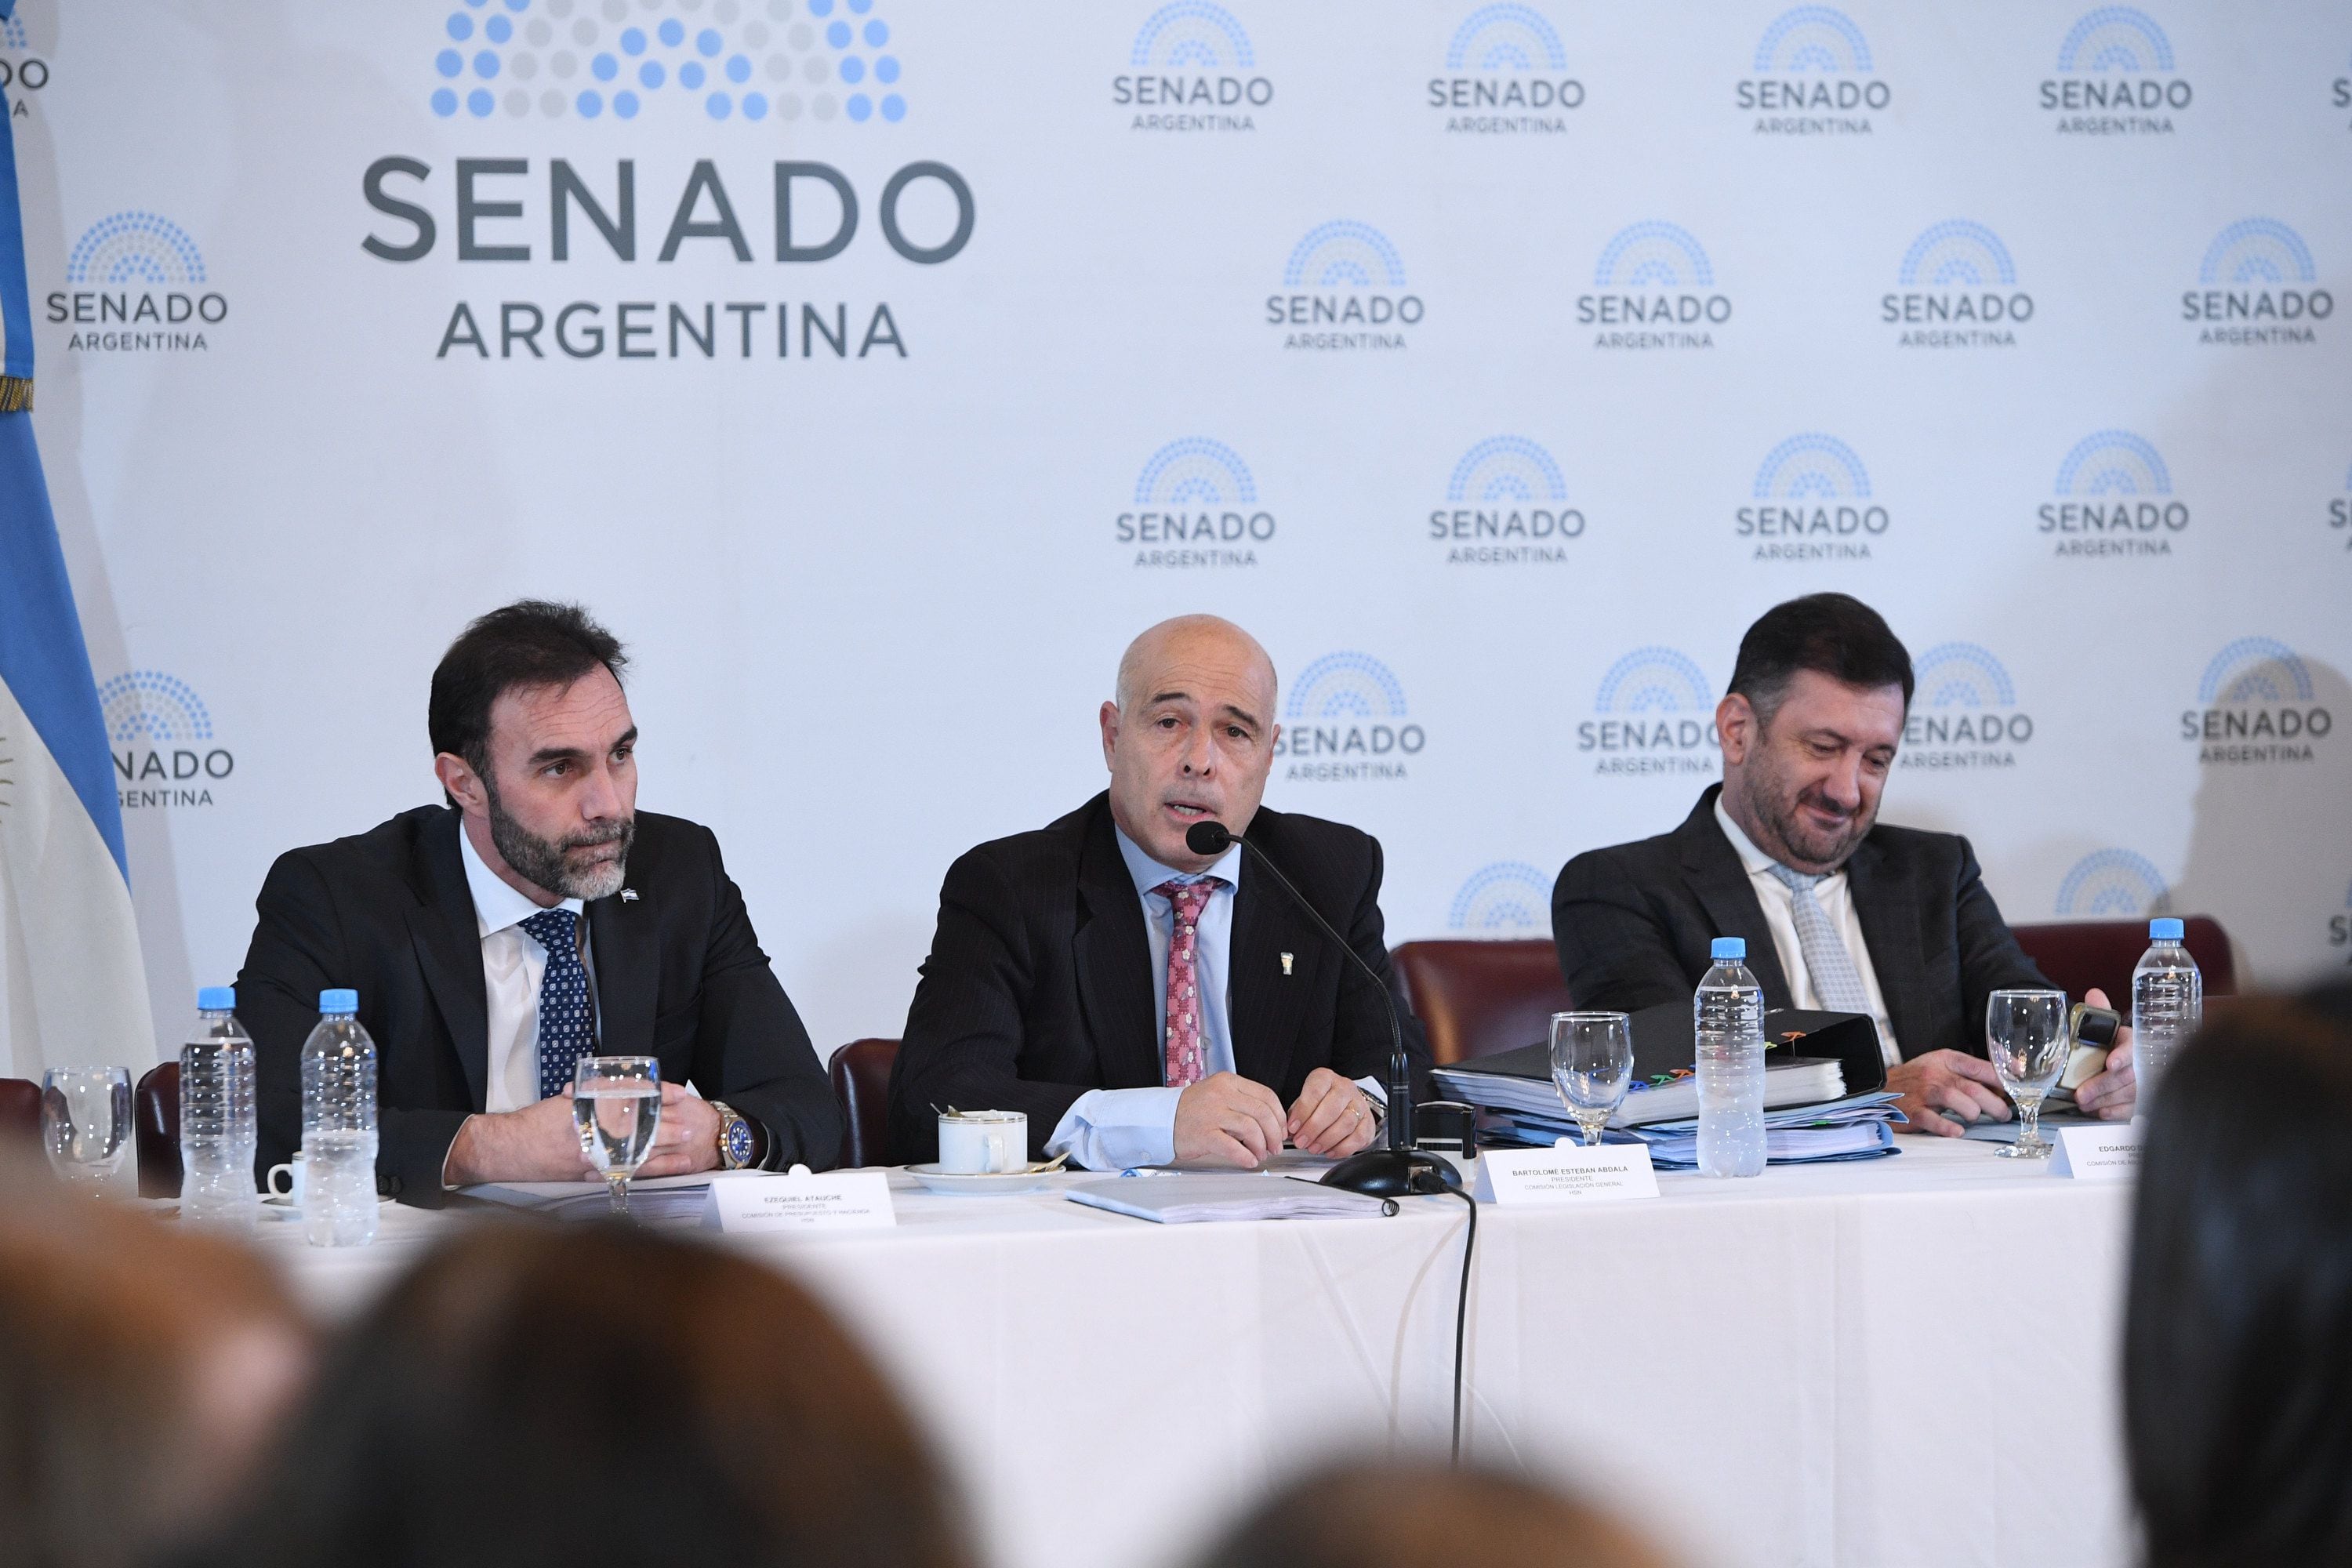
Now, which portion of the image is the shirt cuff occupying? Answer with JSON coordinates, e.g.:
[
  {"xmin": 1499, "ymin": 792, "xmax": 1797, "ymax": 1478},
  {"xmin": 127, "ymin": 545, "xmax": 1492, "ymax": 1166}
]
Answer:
[{"xmin": 1046, "ymin": 1087, "xmax": 1183, "ymax": 1171}]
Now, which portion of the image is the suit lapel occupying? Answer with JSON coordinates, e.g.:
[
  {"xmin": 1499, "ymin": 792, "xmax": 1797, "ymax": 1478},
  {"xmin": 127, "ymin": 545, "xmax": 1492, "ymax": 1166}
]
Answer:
[
  {"xmin": 408, "ymin": 811, "xmax": 491, "ymax": 1112},
  {"xmin": 1228, "ymin": 843, "xmax": 1316, "ymax": 1093},
  {"xmin": 586, "ymin": 880, "xmax": 658, "ymax": 1058},
  {"xmin": 1844, "ymin": 834, "xmax": 1927, "ymax": 1059},
  {"xmin": 1675, "ymin": 789, "xmax": 1795, "ymax": 1007},
  {"xmin": 1072, "ymin": 803, "xmax": 1162, "ymax": 1089}
]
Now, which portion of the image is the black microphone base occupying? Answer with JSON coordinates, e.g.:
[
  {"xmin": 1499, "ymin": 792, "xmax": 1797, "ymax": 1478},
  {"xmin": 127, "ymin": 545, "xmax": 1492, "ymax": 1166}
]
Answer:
[{"xmin": 1320, "ymin": 1146, "xmax": 1463, "ymax": 1198}]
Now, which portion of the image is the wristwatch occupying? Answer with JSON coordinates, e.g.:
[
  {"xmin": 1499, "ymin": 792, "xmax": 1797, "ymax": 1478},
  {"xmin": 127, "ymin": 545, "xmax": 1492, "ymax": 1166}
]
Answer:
[{"xmin": 710, "ymin": 1100, "xmax": 758, "ymax": 1171}]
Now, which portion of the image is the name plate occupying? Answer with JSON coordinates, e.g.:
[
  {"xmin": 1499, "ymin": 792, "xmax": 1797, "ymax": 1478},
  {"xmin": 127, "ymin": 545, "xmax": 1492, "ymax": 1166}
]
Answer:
[
  {"xmin": 703, "ymin": 1169, "xmax": 897, "ymax": 1232},
  {"xmin": 2049, "ymin": 1123, "xmax": 2142, "ymax": 1181},
  {"xmin": 1475, "ymin": 1142, "xmax": 1660, "ymax": 1205}
]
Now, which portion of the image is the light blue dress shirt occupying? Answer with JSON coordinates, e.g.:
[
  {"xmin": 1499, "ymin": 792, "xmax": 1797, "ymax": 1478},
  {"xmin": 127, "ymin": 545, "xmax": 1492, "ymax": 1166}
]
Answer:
[
  {"xmin": 1044, "ymin": 827, "xmax": 1382, "ymax": 1171},
  {"xmin": 1044, "ymin": 829, "xmax": 1244, "ymax": 1171}
]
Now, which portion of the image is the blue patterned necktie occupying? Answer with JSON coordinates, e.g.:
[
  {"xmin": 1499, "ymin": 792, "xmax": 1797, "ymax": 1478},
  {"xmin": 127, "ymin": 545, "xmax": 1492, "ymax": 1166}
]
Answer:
[
  {"xmin": 521, "ymin": 907, "xmax": 595, "ymax": 1101},
  {"xmin": 1762, "ymin": 863, "xmax": 1874, "ymax": 1016}
]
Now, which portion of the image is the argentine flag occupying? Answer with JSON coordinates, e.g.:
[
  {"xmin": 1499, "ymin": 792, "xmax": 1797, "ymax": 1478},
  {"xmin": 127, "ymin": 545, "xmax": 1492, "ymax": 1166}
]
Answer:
[{"xmin": 0, "ymin": 35, "xmax": 153, "ymax": 1078}]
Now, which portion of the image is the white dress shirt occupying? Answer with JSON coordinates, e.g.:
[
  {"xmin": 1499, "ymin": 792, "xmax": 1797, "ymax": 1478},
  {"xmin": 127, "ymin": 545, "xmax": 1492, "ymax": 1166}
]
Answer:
[
  {"xmin": 1044, "ymin": 828, "xmax": 1381, "ymax": 1171},
  {"xmin": 1713, "ymin": 796, "xmax": 1901, "ymax": 1066},
  {"xmin": 459, "ymin": 826, "xmax": 598, "ymax": 1111}
]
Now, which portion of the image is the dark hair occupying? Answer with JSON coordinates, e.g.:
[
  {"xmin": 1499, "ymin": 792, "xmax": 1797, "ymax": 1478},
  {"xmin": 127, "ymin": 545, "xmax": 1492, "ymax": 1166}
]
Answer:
[
  {"xmin": 193, "ymin": 1221, "xmax": 971, "ymax": 1568},
  {"xmin": 427, "ymin": 600, "xmax": 627, "ymax": 784},
  {"xmin": 2125, "ymin": 982, "xmax": 2352, "ymax": 1568},
  {"xmin": 1726, "ymin": 593, "xmax": 1913, "ymax": 723},
  {"xmin": 1190, "ymin": 1460, "xmax": 1670, "ymax": 1568}
]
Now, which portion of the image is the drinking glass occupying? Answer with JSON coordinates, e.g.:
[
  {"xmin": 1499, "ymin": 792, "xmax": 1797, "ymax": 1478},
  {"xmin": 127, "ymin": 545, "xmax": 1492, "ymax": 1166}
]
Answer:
[
  {"xmin": 573, "ymin": 1056, "xmax": 662, "ymax": 1214},
  {"xmin": 1986, "ymin": 989, "xmax": 2071, "ymax": 1160},
  {"xmin": 1550, "ymin": 1011, "xmax": 1634, "ymax": 1148},
  {"xmin": 42, "ymin": 1067, "xmax": 132, "ymax": 1194}
]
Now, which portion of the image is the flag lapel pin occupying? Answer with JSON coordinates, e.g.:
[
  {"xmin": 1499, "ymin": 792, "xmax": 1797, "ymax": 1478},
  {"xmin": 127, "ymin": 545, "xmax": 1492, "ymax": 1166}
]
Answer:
[
  {"xmin": 620, "ymin": 889, "xmax": 639, "ymax": 903},
  {"xmin": 1280, "ymin": 952, "xmax": 1294, "ymax": 976}
]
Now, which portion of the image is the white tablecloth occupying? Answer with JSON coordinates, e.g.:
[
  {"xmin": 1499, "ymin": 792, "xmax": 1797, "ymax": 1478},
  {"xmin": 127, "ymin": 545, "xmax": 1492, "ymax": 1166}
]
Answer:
[{"xmin": 260, "ymin": 1140, "xmax": 2136, "ymax": 1568}]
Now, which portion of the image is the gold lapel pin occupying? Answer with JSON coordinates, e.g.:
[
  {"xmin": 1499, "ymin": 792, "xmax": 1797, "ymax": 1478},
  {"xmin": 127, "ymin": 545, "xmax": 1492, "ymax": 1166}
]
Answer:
[{"xmin": 1280, "ymin": 952, "xmax": 1294, "ymax": 976}]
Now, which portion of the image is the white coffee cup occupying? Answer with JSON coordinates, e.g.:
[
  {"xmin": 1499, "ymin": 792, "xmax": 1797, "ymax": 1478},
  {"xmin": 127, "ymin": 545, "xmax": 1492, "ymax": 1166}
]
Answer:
[
  {"xmin": 266, "ymin": 1149, "xmax": 307, "ymax": 1203},
  {"xmin": 937, "ymin": 1110, "xmax": 1028, "ymax": 1174}
]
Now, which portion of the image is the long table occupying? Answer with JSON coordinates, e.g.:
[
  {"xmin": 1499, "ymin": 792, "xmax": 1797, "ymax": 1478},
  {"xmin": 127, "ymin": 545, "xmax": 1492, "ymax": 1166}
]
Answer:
[{"xmin": 263, "ymin": 1139, "xmax": 2136, "ymax": 1568}]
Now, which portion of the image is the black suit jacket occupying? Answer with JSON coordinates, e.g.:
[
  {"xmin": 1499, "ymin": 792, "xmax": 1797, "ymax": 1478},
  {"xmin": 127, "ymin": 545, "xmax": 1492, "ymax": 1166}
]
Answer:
[
  {"xmin": 234, "ymin": 805, "xmax": 841, "ymax": 1203},
  {"xmin": 1551, "ymin": 786, "xmax": 2049, "ymax": 1062},
  {"xmin": 887, "ymin": 793, "xmax": 1432, "ymax": 1164}
]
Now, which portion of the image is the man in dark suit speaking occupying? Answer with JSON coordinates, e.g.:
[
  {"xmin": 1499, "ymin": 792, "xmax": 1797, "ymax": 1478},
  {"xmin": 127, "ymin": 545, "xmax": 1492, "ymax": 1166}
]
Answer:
[
  {"xmin": 887, "ymin": 615, "xmax": 1430, "ymax": 1169},
  {"xmin": 236, "ymin": 601, "xmax": 839, "ymax": 1203},
  {"xmin": 1552, "ymin": 593, "xmax": 2138, "ymax": 1134}
]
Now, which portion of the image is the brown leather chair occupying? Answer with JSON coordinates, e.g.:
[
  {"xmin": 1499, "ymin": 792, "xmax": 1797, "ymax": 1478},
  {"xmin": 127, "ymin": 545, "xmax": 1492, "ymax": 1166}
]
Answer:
[
  {"xmin": 1391, "ymin": 939, "xmax": 1573, "ymax": 1066},
  {"xmin": 0, "ymin": 1076, "xmax": 40, "ymax": 1147},
  {"xmin": 135, "ymin": 1062, "xmax": 183, "ymax": 1198},
  {"xmin": 2011, "ymin": 916, "xmax": 2234, "ymax": 1009},
  {"xmin": 827, "ymin": 1038, "xmax": 898, "ymax": 1168}
]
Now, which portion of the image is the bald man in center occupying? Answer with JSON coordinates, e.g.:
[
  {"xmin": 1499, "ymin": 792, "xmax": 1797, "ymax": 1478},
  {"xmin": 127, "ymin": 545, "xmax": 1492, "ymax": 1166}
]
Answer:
[{"xmin": 887, "ymin": 616, "xmax": 1432, "ymax": 1170}]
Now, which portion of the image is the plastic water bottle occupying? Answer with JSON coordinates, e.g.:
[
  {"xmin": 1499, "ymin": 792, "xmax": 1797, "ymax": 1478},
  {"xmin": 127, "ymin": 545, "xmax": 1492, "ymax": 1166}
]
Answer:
[
  {"xmin": 1696, "ymin": 937, "xmax": 1767, "ymax": 1178},
  {"xmin": 180, "ymin": 986, "xmax": 259, "ymax": 1232},
  {"xmin": 299, "ymin": 989, "xmax": 379, "ymax": 1247},
  {"xmin": 2130, "ymin": 918, "xmax": 2202, "ymax": 1118}
]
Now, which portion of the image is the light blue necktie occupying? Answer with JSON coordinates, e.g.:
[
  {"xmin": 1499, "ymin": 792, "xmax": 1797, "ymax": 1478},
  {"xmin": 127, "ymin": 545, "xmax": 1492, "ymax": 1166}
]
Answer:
[
  {"xmin": 521, "ymin": 907, "xmax": 595, "ymax": 1101},
  {"xmin": 1763, "ymin": 864, "xmax": 1874, "ymax": 1016}
]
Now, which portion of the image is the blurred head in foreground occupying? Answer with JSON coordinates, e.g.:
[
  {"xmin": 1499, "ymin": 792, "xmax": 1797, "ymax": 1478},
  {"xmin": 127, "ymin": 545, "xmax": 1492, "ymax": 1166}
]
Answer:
[
  {"xmin": 1192, "ymin": 1459, "xmax": 1675, "ymax": 1568},
  {"xmin": 0, "ymin": 1164, "xmax": 310, "ymax": 1568},
  {"xmin": 198, "ymin": 1219, "xmax": 968, "ymax": 1568},
  {"xmin": 2126, "ymin": 982, "xmax": 2352, "ymax": 1568}
]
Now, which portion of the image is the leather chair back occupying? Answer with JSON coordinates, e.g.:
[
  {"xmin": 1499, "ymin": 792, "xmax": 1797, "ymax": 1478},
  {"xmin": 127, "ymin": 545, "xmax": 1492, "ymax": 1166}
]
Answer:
[
  {"xmin": 136, "ymin": 1062, "xmax": 183, "ymax": 1198},
  {"xmin": 1391, "ymin": 939, "xmax": 1573, "ymax": 1066},
  {"xmin": 2010, "ymin": 916, "xmax": 2235, "ymax": 1009},
  {"xmin": 0, "ymin": 1076, "xmax": 39, "ymax": 1146},
  {"xmin": 827, "ymin": 1037, "xmax": 898, "ymax": 1168}
]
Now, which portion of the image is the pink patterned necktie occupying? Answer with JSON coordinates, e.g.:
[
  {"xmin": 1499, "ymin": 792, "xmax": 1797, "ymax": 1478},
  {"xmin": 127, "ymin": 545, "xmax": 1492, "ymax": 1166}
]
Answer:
[{"xmin": 1152, "ymin": 877, "xmax": 1224, "ymax": 1089}]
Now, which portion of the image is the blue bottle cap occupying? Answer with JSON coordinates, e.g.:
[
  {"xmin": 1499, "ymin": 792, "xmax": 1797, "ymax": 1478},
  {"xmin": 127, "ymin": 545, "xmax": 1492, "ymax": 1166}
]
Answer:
[
  {"xmin": 1711, "ymin": 937, "xmax": 1745, "ymax": 960},
  {"xmin": 318, "ymin": 988, "xmax": 359, "ymax": 1014},
  {"xmin": 2149, "ymin": 917, "xmax": 2184, "ymax": 942},
  {"xmin": 197, "ymin": 985, "xmax": 235, "ymax": 1011}
]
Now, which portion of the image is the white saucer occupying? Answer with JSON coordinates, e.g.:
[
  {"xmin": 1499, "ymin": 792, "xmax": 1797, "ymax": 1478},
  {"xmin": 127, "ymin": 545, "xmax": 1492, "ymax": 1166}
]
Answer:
[
  {"xmin": 907, "ymin": 1163, "xmax": 1054, "ymax": 1195},
  {"xmin": 260, "ymin": 1193, "xmax": 398, "ymax": 1212}
]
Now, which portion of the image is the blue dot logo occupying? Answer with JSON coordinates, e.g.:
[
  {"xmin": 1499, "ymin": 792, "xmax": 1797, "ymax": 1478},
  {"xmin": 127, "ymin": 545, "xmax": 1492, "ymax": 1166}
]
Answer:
[
  {"xmin": 743, "ymin": 92, "xmax": 768, "ymax": 119},
  {"xmin": 809, "ymin": 0, "xmax": 833, "ymax": 14},
  {"xmin": 881, "ymin": 92, "xmax": 905, "ymax": 120},
  {"xmin": 431, "ymin": 86, "xmax": 459, "ymax": 114},
  {"xmin": 658, "ymin": 17, "xmax": 684, "ymax": 45},
  {"xmin": 485, "ymin": 14, "xmax": 512, "ymax": 42},
  {"xmin": 706, "ymin": 91, "xmax": 731, "ymax": 118},
  {"xmin": 826, "ymin": 19, "xmax": 851, "ymax": 46},
  {"xmin": 697, "ymin": 28, "xmax": 722, "ymax": 56},
  {"xmin": 467, "ymin": 87, "xmax": 495, "ymax": 115},
  {"xmin": 614, "ymin": 89, "xmax": 639, "ymax": 117},
  {"xmin": 474, "ymin": 49, "xmax": 499, "ymax": 77},
  {"xmin": 640, "ymin": 60, "xmax": 665, "ymax": 87},
  {"xmin": 680, "ymin": 60, "xmax": 705, "ymax": 87},
  {"xmin": 726, "ymin": 53, "xmax": 751, "ymax": 82},
  {"xmin": 864, "ymin": 19, "xmax": 887, "ymax": 45},
  {"xmin": 620, "ymin": 26, "xmax": 644, "ymax": 54},
  {"xmin": 592, "ymin": 52, "xmax": 617, "ymax": 79},
  {"xmin": 840, "ymin": 55, "xmax": 865, "ymax": 82},
  {"xmin": 446, "ymin": 12, "xmax": 474, "ymax": 40},
  {"xmin": 847, "ymin": 92, "xmax": 871, "ymax": 119},
  {"xmin": 875, "ymin": 55, "xmax": 899, "ymax": 82},
  {"xmin": 577, "ymin": 88, "xmax": 604, "ymax": 116},
  {"xmin": 437, "ymin": 48, "xmax": 463, "ymax": 76}
]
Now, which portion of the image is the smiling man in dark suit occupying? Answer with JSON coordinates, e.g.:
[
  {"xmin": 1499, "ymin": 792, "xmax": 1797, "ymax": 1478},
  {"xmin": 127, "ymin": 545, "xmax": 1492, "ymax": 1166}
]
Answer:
[
  {"xmin": 235, "ymin": 601, "xmax": 839, "ymax": 1203},
  {"xmin": 887, "ymin": 615, "xmax": 1430, "ymax": 1170},
  {"xmin": 1552, "ymin": 593, "xmax": 2138, "ymax": 1135}
]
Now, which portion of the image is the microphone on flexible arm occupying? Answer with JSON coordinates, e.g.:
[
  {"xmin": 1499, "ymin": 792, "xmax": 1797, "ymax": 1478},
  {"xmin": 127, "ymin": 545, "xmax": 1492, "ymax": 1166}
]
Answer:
[{"xmin": 1185, "ymin": 818, "xmax": 1460, "ymax": 1197}]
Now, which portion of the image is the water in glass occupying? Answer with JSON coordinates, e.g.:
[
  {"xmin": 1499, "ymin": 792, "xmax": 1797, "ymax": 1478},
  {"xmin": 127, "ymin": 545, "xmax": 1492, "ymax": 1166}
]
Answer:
[{"xmin": 574, "ymin": 1056, "xmax": 661, "ymax": 1214}]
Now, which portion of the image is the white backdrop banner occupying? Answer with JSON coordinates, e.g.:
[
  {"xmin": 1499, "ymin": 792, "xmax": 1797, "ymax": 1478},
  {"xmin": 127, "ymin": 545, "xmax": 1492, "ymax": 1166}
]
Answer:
[{"xmin": 16, "ymin": 0, "xmax": 2350, "ymax": 1065}]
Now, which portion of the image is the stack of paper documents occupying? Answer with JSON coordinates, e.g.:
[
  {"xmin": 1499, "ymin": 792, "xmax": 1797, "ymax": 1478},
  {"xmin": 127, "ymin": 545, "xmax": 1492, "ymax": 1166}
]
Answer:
[
  {"xmin": 1487, "ymin": 1091, "xmax": 1907, "ymax": 1167},
  {"xmin": 1440, "ymin": 1056, "xmax": 1846, "ymax": 1127},
  {"xmin": 1066, "ymin": 1173, "xmax": 1397, "ymax": 1223}
]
